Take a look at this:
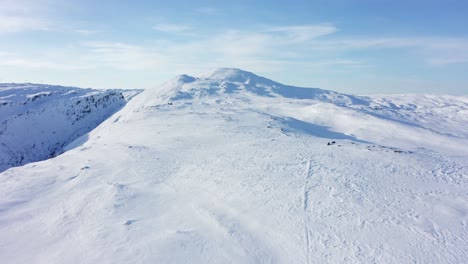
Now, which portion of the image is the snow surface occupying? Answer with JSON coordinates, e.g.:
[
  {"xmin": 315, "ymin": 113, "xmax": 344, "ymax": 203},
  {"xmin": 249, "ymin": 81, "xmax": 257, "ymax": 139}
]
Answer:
[
  {"xmin": 0, "ymin": 69, "xmax": 467, "ymax": 263},
  {"xmin": 0, "ymin": 83, "xmax": 140, "ymax": 172}
]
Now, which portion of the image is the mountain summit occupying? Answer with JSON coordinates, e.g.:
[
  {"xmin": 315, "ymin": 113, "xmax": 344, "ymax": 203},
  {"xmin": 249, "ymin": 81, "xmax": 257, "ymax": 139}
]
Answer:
[
  {"xmin": 201, "ymin": 68, "xmax": 275, "ymax": 83},
  {"xmin": 148, "ymin": 68, "xmax": 364, "ymax": 107}
]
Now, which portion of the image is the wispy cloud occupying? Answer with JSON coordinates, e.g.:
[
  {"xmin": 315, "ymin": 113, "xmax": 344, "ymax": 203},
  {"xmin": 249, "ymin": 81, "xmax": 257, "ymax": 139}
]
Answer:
[
  {"xmin": 153, "ymin": 23, "xmax": 190, "ymax": 33},
  {"xmin": 194, "ymin": 7, "xmax": 217, "ymax": 14},
  {"xmin": 0, "ymin": 52, "xmax": 83, "ymax": 70},
  {"xmin": 0, "ymin": 14, "xmax": 49, "ymax": 33},
  {"xmin": 81, "ymin": 41, "xmax": 168, "ymax": 70},
  {"xmin": 0, "ymin": 58, "xmax": 60, "ymax": 68},
  {"xmin": 0, "ymin": 0, "xmax": 35, "ymax": 13},
  {"xmin": 209, "ymin": 30, "xmax": 272, "ymax": 57},
  {"xmin": 3, "ymin": 20, "xmax": 468, "ymax": 87},
  {"xmin": 0, "ymin": 0, "xmax": 55, "ymax": 33},
  {"xmin": 161, "ymin": 24, "xmax": 338, "ymax": 62},
  {"xmin": 0, "ymin": 24, "xmax": 366, "ymax": 75},
  {"xmin": 75, "ymin": 29, "xmax": 97, "ymax": 35},
  {"xmin": 415, "ymin": 38, "xmax": 468, "ymax": 65},
  {"xmin": 0, "ymin": 51, "xmax": 13, "ymax": 56},
  {"xmin": 266, "ymin": 24, "xmax": 338, "ymax": 43},
  {"xmin": 316, "ymin": 37, "xmax": 468, "ymax": 65}
]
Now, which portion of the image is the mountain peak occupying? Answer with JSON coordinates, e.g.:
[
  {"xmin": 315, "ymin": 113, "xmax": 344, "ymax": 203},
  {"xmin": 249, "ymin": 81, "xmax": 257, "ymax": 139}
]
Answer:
[
  {"xmin": 175, "ymin": 74, "xmax": 196, "ymax": 83},
  {"xmin": 201, "ymin": 68, "xmax": 262, "ymax": 83}
]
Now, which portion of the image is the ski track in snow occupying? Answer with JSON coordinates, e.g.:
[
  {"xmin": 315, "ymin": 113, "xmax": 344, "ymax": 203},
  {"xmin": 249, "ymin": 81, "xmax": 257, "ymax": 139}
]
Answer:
[
  {"xmin": 303, "ymin": 160, "xmax": 312, "ymax": 264},
  {"xmin": 1, "ymin": 69, "xmax": 468, "ymax": 263}
]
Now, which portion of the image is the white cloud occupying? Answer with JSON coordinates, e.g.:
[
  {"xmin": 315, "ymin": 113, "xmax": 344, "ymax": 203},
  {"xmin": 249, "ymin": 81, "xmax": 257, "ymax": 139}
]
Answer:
[
  {"xmin": 0, "ymin": 24, "xmax": 358, "ymax": 75},
  {"xmin": 0, "ymin": 51, "xmax": 12, "ymax": 56},
  {"xmin": 4, "ymin": 20, "xmax": 467, "ymax": 88},
  {"xmin": 153, "ymin": 23, "xmax": 190, "ymax": 33},
  {"xmin": 0, "ymin": 42, "xmax": 167, "ymax": 71},
  {"xmin": 266, "ymin": 24, "xmax": 338, "ymax": 43},
  {"xmin": 76, "ymin": 29, "xmax": 97, "ymax": 35},
  {"xmin": 319, "ymin": 37, "xmax": 468, "ymax": 65},
  {"xmin": 0, "ymin": 0, "xmax": 52, "ymax": 33},
  {"xmin": 0, "ymin": 58, "xmax": 60, "ymax": 68},
  {"xmin": 81, "ymin": 42, "xmax": 168, "ymax": 70},
  {"xmin": 159, "ymin": 24, "xmax": 338, "ymax": 62},
  {"xmin": 0, "ymin": 53, "xmax": 85, "ymax": 70},
  {"xmin": 209, "ymin": 30, "xmax": 272, "ymax": 57},
  {"xmin": 0, "ymin": 0, "xmax": 34, "ymax": 13},
  {"xmin": 420, "ymin": 39, "xmax": 468, "ymax": 65},
  {"xmin": 0, "ymin": 15, "xmax": 49, "ymax": 33},
  {"xmin": 194, "ymin": 7, "xmax": 217, "ymax": 14}
]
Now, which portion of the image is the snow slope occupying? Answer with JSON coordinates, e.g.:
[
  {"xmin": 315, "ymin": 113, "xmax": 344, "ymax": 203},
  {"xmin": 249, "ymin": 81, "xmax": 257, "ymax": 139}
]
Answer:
[
  {"xmin": 0, "ymin": 69, "xmax": 467, "ymax": 263},
  {"xmin": 0, "ymin": 83, "xmax": 140, "ymax": 172}
]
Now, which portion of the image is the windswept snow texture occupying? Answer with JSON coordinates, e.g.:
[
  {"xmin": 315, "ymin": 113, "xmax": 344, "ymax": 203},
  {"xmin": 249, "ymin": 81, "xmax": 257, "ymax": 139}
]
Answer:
[
  {"xmin": 1, "ymin": 69, "xmax": 467, "ymax": 263},
  {"xmin": 0, "ymin": 83, "xmax": 139, "ymax": 172}
]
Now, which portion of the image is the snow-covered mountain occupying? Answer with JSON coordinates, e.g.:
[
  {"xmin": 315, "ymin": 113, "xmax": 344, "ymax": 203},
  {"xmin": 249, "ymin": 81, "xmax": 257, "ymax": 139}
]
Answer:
[
  {"xmin": 0, "ymin": 83, "xmax": 140, "ymax": 172},
  {"xmin": 0, "ymin": 69, "xmax": 467, "ymax": 263}
]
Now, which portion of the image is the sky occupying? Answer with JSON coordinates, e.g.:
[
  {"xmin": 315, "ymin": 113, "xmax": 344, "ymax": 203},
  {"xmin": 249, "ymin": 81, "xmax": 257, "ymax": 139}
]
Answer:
[{"xmin": 0, "ymin": 0, "xmax": 467, "ymax": 95}]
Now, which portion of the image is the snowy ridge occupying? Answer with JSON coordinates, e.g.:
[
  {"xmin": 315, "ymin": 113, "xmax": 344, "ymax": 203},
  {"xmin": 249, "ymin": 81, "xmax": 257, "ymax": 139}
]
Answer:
[
  {"xmin": 361, "ymin": 94, "xmax": 468, "ymax": 139},
  {"xmin": 0, "ymin": 83, "xmax": 140, "ymax": 172},
  {"xmin": 0, "ymin": 69, "xmax": 467, "ymax": 263}
]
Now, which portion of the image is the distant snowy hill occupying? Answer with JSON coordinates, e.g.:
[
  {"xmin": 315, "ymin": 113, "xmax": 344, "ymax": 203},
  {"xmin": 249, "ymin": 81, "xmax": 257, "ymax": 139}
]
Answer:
[
  {"xmin": 0, "ymin": 83, "xmax": 140, "ymax": 172},
  {"xmin": 0, "ymin": 69, "xmax": 467, "ymax": 263}
]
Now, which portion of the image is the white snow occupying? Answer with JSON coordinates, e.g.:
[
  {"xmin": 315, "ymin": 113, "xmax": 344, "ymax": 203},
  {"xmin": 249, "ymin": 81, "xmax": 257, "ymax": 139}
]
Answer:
[
  {"xmin": 0, "ymin": 69, "xmax": 467, "ymax": 263},
  {"xmin": 0, "ymin": 83, "xmax": 140, "ymax": 172}
]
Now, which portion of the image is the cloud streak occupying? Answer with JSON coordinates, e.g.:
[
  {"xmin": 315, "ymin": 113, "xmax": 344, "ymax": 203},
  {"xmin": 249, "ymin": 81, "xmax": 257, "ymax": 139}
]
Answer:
[
  {"xmin": 81, "ymin": 41, "xmax": 168, "ymax": 70},
  {"xmin": 315, "ymin": 37, "xmax": 468, "ymax": 65},
  {"xmin": 0, "ymin": 0, "xmax": 53, "ymax": 33},
  {"xmin": 0, "ymin": 15, "xmax": 50, "ymax": 33},
  {"xmin": 194, "ymin": 7, "xmax": 217, "ymax": 14},
  {"xmin": 153, "ymin": 23, "xmax": 190, "ymax": 33},
  {"xmin": 0, "ymin": 52, "xmax": 85, "ymax": 70},
  {"xmin": 266, "ymin": 24, "xmax": 338, "ymax": 43}
]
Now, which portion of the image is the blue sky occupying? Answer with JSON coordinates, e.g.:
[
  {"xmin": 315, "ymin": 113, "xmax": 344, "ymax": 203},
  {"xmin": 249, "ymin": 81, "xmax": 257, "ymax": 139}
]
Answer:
[{"xmin": 1, "ymin": 0, "xmax": 467, "ymax": 94}]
